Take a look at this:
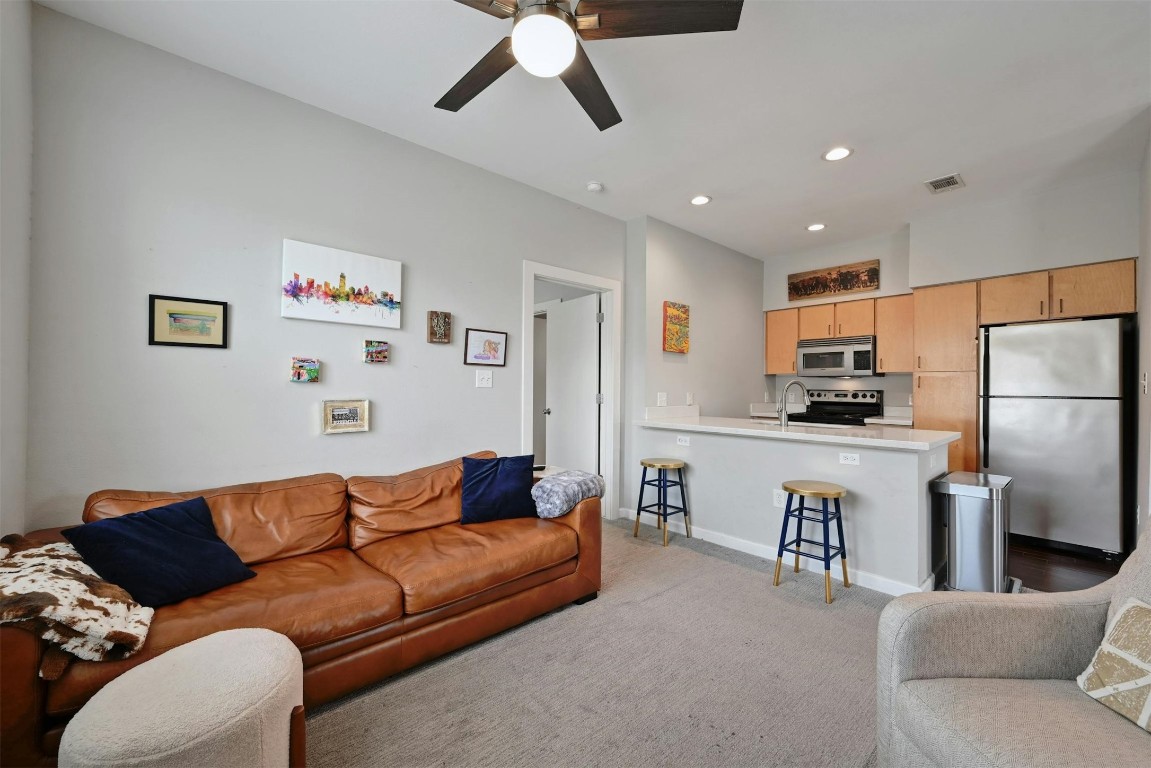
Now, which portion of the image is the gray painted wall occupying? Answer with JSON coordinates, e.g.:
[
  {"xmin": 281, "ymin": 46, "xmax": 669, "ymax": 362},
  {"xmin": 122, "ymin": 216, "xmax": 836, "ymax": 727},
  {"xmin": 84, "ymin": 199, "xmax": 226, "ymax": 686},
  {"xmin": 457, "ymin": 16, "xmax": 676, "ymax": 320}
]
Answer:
[
  {"xmin": 26, "ymin": 8, "xmax": 625, "ymax": 529},
  {"xmin": 908, "ymin": 168, "xmax": 1141, "ymax": 287},
  {"xmin": 1, "ymin": 0, "xmax": 32, "ymax": 536},
  {"xmin": 1139, "ymin": 132, "xmax": 1151, "ymax": 534}
]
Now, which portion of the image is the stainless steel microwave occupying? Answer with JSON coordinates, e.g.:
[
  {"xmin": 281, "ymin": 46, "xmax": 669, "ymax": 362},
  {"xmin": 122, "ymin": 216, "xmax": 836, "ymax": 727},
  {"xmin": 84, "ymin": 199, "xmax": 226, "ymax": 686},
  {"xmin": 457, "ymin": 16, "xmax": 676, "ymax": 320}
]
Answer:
[{"xmin": 796, "ymin": 336, "xmax": 877, "ymax": 377}]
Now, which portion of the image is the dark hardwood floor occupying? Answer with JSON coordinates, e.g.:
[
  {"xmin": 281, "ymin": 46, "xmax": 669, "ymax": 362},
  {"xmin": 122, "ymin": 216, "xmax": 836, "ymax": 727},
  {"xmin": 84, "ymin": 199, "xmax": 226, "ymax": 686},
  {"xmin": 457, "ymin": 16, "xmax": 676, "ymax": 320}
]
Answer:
[{"xmin": 1008, "ymin": 541, "xmax": 1121, "ymax": 592}]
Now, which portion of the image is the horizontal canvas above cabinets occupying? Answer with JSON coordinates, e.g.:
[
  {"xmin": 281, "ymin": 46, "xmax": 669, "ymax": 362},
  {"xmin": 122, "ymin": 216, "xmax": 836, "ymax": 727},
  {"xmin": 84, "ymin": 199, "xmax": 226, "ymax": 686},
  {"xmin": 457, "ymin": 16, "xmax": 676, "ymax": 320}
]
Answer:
[{"xmin": 281, "ymin": 239, "xmax": 402, "ymax": 328}]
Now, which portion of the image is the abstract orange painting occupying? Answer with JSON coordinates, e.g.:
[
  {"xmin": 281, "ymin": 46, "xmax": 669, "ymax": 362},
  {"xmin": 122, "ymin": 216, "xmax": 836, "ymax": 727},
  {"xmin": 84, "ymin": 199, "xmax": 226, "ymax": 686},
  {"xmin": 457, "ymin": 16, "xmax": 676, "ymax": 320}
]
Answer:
[{"xmin": 662, "ymin": 301, "xmax": 689, "ymax": 353}]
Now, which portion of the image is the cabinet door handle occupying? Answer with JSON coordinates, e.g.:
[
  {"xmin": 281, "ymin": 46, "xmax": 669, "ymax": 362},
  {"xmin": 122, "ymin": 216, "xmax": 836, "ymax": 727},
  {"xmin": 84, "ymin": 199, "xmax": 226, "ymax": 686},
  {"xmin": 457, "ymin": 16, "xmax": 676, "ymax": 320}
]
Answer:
[
  {"xmin": 1040, "ymin": 300, "xmax": 1044, "ymax": 316},
  {"xmin": 879, "ymin": 357, "xmax": 883, "ymax": 370},
  {"xmin": 1059, "ymin": 298, "xmax": 1064, "ymax": 314},
  {"xmin": 917, "ymin": 375, "xmax": 921, "ymax": 389},
  {"xmin": 828, "ymin": 323, "xmax": 832, "ymax": 335},
  {"xmin": 838, "ymin": 323, "xmax": 842, "ymax": 335},
  {"xmin": 917, "ymin": 355, "xmax": 922, "ymax": 369},
  {"xmin": 791, "ymin": 360, "xmax": 795, "ymax": 371}
]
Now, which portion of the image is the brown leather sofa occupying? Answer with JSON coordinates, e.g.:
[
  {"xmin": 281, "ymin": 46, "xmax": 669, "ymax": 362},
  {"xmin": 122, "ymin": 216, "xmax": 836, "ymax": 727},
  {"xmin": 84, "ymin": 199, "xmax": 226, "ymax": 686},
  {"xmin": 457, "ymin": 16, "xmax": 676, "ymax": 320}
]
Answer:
[{"xmin": 1, "ymin": 452, "xmax": 601, "ymax": 767}]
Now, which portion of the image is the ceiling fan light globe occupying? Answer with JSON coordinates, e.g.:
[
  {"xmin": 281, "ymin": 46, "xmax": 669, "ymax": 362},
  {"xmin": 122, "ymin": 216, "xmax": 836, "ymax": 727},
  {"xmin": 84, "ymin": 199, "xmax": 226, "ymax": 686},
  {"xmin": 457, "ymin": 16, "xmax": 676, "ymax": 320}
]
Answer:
[{"xmin": 512, "ymin": 11, "xmax": 577, "ymax": 77}]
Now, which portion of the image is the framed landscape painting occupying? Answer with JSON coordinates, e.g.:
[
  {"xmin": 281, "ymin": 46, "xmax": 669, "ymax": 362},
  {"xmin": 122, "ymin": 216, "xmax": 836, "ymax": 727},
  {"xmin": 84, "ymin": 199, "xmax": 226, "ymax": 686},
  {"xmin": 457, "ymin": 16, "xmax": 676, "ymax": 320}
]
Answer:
[
  {"xmin": 787, "ymin": 259, "xmax": 880, "ymax": 301},
  {"xmin": 148, "ymin": 295, "xmax": 228, "ymax": 349},
  {"xmin": 281, "ymin": 239, "xmax": 402, "ymax": 329}
]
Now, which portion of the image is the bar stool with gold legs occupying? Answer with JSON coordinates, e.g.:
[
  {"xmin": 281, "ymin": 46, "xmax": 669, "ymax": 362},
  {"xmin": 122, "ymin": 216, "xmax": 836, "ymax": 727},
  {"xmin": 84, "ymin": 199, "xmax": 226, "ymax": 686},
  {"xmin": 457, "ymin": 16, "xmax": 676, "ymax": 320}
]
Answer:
[
  {"xmin": 633, "ymin": 458, "xmax": 691, "ymax": 547},
  {"xmin": 772, "ymin": 480, "xmax": 851, "ymax": 604}
]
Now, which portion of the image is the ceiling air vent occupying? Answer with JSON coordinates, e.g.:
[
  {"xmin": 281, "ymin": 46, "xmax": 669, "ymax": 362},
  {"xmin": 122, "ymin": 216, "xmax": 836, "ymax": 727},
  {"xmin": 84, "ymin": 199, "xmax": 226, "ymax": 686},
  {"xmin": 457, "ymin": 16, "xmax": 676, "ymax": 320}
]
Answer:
[{"xmin": 923, "ymin": 173, "xmax": 966, "ymax": 194}]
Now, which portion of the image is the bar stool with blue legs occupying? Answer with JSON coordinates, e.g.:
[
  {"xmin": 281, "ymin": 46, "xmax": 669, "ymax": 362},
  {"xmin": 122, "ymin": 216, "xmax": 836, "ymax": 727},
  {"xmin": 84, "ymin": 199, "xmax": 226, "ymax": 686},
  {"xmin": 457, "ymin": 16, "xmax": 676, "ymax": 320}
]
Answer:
[
  {"xmin": 772, "ymin": 480, "xmax": 851, "ymax": 603},
  {"xmin": 633, "ymin": 458, "xmax": 691, "ymax": 547}
]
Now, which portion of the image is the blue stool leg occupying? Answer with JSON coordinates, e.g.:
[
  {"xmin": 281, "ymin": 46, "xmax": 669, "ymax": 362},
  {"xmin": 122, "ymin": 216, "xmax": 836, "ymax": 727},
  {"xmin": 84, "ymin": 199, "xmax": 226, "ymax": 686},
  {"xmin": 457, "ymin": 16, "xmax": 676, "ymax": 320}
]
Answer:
[
  {"xmin": 678, "ymin": 467, "xmax": 691, "ymax": 538},
  {"xmin": 835, "ymin": 497, "xmax": 851, "ymax": 588},
  {"xmin": 822, "ymin": 498, "xmax": 833, "ymax": 604},
  {"xmin": 634, "ymin": 466, "xmax": 647, "ymax": 537},
  {"xmin": 660, "ymin": 469, "xmax": 670, "ymax": 547},
  {"xmin": 773, "ymin": 491, "xmax": 794, "ymax": 586},
  {"xmin": 794, "ymin": 495, "xmax": 806, "ymax": 573}
]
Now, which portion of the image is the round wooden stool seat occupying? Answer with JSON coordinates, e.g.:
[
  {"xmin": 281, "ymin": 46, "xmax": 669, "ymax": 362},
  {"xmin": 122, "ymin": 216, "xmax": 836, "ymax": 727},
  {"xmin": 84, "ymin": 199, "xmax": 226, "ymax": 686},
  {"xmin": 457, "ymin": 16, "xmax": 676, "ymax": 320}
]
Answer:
[
  {"xmin": 781, "ymin": 480, "xmax": 846, "ymax": 499},
  {"xmin": 641, "ymin": 458, "xmax": 685, "ymax": 470}
]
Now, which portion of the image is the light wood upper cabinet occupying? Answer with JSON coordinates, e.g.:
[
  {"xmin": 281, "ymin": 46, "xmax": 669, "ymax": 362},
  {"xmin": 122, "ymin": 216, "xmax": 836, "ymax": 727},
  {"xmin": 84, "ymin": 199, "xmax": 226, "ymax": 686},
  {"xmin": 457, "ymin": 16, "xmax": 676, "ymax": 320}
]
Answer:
[
  {"xmin": 1050, "ymin": 260, "xmax": 1136, "ymax": 319},
  {"xmin": 914, "ymin": 372, "xmax": 978, "ymax": 471},
  {"xmin": 875, "ymin": 295, "xmax": 914, "ymax": 373},
  {"xmin": 913, "ymin": 282, "xmax": 978, "ymax": 372},
  {"xmin": 764, "ymin": 309, "xmax": 799, "ymax": 375},
  {"xmin": 798, "ymin": 304, "xmax": 835, "ymax": 341},
  {"xmin": 834, "ymin": 299, "xmax": 875, "ymax": 337},
  {"xmin": 979, "ymin": 272, "xmax": 1050, "ymax": 325}
]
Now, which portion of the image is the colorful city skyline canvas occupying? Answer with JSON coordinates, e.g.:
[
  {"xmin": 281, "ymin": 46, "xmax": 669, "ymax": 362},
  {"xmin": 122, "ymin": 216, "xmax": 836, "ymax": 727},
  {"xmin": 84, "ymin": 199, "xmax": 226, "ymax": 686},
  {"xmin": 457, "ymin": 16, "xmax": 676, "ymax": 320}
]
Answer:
[{"xmin": 281, "ymin": 239, "xmax": 402, "ymax": 329}]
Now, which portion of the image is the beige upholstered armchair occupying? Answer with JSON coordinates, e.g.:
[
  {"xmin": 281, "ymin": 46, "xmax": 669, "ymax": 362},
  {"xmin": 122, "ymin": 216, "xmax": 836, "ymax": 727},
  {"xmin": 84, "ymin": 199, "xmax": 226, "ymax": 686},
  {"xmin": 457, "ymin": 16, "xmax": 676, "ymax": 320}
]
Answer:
[{"xmin": 876, "ymin": 527, "xmax": 1151, "ymax": 767}]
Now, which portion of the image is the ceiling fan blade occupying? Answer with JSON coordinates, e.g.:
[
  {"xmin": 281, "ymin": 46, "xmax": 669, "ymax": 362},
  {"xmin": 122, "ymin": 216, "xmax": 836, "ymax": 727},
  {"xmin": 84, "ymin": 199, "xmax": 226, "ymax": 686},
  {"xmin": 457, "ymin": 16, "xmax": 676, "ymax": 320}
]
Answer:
[
  {"xmin": 575, "ymin": 0, "xmax": 743, "ymax": 41},
  {"xmin": 558, "ymin": 42, "xmax": 622, "ymax": 131},
  {"xmin": 452, "ymin": 0, "xmax": 517, "ymax": 20},
  {"xmin": 435, "ymin": 37, "xmax": 517, "ymax": 112}
]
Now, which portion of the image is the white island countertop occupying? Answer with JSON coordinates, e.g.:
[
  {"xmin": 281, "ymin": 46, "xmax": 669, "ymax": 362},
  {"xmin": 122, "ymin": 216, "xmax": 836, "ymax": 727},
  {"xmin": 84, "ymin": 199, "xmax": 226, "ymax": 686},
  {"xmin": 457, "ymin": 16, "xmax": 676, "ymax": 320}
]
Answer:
[{"xmin": 637, "ymin": 416, "xmax": 958, "ymax": 451}]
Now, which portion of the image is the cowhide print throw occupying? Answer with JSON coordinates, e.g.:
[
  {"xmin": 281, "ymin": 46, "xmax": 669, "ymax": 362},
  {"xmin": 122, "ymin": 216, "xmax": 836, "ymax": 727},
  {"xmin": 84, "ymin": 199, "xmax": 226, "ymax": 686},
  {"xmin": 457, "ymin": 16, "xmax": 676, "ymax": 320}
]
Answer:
[{"xmin": 0, "ymin": 534, "xmax": 154, "ymax": 679}]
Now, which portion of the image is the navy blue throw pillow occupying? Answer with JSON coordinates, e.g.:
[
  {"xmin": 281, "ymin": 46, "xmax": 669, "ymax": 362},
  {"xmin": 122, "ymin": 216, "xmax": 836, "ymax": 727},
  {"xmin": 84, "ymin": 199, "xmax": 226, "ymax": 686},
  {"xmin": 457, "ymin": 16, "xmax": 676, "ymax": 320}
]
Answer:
[
  {"xmin": 63, "ymin": 497, "xmax": 255, "ymax": 608},
  {"xmin": 461, "ymin": 455, "xmax": 537, "ymax": 524}
]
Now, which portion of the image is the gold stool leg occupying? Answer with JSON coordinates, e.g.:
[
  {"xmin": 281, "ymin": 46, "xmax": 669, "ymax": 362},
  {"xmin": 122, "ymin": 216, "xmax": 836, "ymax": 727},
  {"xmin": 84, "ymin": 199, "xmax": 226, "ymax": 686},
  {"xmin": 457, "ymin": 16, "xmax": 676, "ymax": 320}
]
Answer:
[
  {"xmin": 772, "ymin": 558, "xmax": 783, "ymax": 587},
  {"xmin": 663, "ymin": 519, "xmax": 669, "ymax": 547},
  {"xmin": 841, "ymin": 557, "xmax": 851, "ymax": 588},
  {"xmin": 633, "ymin": 511, "xmax": 641, "ymax": 538},
  {"xmin": 684, "ymin": 514, "xmax": 692, "ymax": 539},
  {"xmin": 825, "ymin": 571, "xmax": 833, "ymax": 604}
]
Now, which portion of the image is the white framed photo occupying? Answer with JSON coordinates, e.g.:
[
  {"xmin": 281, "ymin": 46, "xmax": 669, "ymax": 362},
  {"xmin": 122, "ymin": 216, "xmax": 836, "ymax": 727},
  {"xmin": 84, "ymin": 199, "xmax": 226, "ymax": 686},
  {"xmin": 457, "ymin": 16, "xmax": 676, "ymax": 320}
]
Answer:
[{"xmin": 322, "ymin": 399, "xmax": 370, "ymax": 434}]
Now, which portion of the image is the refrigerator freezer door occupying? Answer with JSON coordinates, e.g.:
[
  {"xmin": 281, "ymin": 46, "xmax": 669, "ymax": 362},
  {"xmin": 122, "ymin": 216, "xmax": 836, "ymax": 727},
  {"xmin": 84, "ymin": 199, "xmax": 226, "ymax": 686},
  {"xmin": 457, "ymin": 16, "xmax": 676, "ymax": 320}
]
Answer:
[
  {"xmin": 985, "ymin": 318, "xmax": 1121, "ymax": 398},
  {"xmin": 984, "ymin": 397, "xmax": 1122, "ymax": 551}
]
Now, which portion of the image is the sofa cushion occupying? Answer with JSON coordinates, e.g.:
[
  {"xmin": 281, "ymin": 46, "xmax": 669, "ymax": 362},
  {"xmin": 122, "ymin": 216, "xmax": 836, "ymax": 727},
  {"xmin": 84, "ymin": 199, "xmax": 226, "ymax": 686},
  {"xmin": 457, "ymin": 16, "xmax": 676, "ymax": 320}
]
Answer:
[
  {"xmin": 356, "ymin": 519, "xmax": 577, "ymax": 614},
  {"xmin": 460, "ymin": 455, "xmax": 536, "ymax": 524},
  {"xmin": 46, "ymin": 548, "xmax": 403, "ymax": 716},
  {"xmin": 83, "ymin": 474, "xmax": 349, "ymax": 566},
  {"xmin": 1077, "ymin": 597, "xmax": 1151, "ymax": 731},
  {"xmin": 1108, "ymin": 524, "xmax": 1150, "ymax": 622},
  {"xmin": 895, "ymin": 677, "xmax": 1151, "ymax": 767},
  {"xmin": 63, "ymin": 497, "xmax": 255, "ymax": 607},
  {"xmin": 347, "ymin": 451, "xmax": 496, "ymax": 549}
]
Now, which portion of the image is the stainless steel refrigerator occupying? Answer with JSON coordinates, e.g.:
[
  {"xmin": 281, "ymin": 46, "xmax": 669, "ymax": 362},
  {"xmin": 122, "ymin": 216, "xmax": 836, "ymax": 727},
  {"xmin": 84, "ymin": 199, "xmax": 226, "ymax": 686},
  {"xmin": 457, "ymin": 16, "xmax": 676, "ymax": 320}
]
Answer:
[{"xmin": 979, "ymin": 317, "xmax": 1133, "ymax": 555}]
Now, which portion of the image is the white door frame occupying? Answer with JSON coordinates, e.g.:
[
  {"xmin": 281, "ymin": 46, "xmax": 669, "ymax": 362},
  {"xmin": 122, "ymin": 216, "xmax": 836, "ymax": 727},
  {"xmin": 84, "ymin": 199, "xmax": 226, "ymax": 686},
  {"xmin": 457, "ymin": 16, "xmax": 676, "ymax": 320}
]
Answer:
[{"xmin": 521, "ymin": 261, "xmax": 622, "ymax": 520}]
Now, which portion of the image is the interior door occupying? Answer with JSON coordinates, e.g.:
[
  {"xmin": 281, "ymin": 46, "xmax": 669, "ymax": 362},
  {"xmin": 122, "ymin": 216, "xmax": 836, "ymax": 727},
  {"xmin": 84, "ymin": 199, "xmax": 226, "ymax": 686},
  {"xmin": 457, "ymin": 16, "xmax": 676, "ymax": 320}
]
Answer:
[{"xmin": 544, "ymin": 293, "xmax": 600, "ymax": 474}]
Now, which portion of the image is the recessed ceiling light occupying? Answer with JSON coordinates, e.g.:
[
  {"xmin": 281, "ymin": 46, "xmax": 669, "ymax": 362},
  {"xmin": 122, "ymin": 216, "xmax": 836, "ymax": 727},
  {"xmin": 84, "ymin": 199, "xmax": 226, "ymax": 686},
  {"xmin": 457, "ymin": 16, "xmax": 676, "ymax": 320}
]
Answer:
[
  {"xmin": 807, "ymin": 223, "xmax": 826, "ymax": 232},
  {"xmin": 691, "ymin": 195, "xmax": 712, "ymax": 206},
  {"xmin": 822, "ymin": 147, "xmax": 853, "ymax": 162}
]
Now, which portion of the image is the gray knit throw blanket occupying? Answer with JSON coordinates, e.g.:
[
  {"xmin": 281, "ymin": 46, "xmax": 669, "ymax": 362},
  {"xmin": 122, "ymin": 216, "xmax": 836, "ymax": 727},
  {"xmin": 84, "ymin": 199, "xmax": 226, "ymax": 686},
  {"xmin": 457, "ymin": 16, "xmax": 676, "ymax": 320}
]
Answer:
[{"xmin": 531, "ymin": 471, "xmax": 605, "ymax": 518}]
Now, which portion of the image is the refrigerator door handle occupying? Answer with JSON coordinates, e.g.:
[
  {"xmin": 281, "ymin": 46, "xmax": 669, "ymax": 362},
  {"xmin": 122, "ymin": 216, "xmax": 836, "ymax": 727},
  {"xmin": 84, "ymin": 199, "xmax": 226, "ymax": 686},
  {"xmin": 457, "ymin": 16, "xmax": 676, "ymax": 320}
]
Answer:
[{"xmin": 981, "ymin": 328, "xmax": 990, "ymax": 468}]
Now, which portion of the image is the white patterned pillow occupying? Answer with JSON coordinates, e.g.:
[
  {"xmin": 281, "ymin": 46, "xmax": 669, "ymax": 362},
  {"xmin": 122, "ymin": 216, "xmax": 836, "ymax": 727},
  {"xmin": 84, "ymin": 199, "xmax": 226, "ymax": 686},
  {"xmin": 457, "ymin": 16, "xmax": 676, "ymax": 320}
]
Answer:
[{"xmin": 1077, "ymin": 597, "xmax": 1151, "ymax": 731}]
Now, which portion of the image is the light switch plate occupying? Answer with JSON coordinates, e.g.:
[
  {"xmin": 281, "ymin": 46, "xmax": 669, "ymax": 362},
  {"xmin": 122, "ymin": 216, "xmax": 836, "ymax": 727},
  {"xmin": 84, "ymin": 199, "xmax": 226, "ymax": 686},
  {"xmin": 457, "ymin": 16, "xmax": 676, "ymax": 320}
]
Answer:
[
  {"xmin": 657, "ymin": 392, "xmax": 668, "ymax": 407},
  {"xmin": 685, "ymin": 392, "xmax": 694, "ymax": 406},
  {"xmin": 475, "ymin": 370, "xmax": 493, "ymax": 388},
  {"xmin": 772, "ymin": 489, "xmax": 787, "ymax": 508}
]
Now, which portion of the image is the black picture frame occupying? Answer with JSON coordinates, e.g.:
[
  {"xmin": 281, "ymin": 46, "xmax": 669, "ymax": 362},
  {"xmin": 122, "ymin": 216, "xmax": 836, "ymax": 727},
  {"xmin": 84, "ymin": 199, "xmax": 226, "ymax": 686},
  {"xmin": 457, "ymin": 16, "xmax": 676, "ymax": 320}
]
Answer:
[
  {"xmin": 463, "ymin": 328, "xmax": 508, "ymax": 367},
  {"xmin": 148, "ymin": 294, "xmax": 229, "ymax": 349}
]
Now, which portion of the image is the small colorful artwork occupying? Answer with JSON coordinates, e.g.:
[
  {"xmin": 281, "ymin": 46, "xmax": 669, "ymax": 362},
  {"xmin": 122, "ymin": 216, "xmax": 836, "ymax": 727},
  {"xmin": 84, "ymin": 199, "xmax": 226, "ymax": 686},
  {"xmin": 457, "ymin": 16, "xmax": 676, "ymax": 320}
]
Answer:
[
  {"xmin": 463, "ymin": 328, "xmax": 508, "ymax": 367},
  {"xmin": 787, "ymin": 259, "xmax": 880, "ymax": 301},
  {"xmin": 363, "ymin": 340, "xmax": 390, "ymax": 363},
  {"xmin": 662, "ymin": 301, "xmax": 689, "ymax": 354},
  {"xmin": 281, "ymin": 239, "xmax": 402, "ymax": 329},
  {"xmin": 291, "ymin": 357, "xmax": 320, "ymax": 383},
  {"xmin": 148, "ymin": 295, "xmax": 228, "ymax": 349},
  {"xmin": 427, "ymin": 311, "xmax": 452, "ymax": 344}
]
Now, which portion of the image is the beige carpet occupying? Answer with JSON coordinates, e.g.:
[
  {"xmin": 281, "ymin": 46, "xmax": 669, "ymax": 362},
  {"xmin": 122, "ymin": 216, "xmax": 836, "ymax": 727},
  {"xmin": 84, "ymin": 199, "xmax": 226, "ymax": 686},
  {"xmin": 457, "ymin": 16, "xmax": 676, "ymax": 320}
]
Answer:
[{"xmin": 307, "ymin": 520, "xmax": 893, "ymax": 768}]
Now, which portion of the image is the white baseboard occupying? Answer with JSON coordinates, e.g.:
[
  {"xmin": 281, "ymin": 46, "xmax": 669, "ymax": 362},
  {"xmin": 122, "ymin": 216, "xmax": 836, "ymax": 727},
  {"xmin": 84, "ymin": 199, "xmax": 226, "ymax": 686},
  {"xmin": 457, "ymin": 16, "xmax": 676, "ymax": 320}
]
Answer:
[{"xmin": 618, "ymin": 508, "xmax": 926, "ymax": 597}]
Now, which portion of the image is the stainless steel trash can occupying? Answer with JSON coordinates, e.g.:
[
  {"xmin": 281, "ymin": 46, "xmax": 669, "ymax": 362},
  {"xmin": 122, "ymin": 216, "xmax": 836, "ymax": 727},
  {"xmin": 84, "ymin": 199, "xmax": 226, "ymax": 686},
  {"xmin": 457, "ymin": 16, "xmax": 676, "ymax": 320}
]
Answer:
[{"xmin": 930, "ymin": 472, "xmax": 1014, "ymax": 593}]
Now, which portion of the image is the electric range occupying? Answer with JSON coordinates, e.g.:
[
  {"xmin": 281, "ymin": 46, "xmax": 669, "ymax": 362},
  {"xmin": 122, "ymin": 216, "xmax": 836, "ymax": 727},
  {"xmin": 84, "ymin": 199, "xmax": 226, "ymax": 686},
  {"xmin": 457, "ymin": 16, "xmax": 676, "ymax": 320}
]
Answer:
[{"xmin": 784, "ymin": 389, "xmax": 883, "ymax": 427}]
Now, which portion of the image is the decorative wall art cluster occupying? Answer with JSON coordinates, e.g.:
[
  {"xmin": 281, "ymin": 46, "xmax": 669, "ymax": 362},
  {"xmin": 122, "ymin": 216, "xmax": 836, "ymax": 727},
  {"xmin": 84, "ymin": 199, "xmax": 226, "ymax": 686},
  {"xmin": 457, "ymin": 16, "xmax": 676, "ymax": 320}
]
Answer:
[{"xmin": 662, "ymin": 301, "xmax": 690, "ymax": 354}]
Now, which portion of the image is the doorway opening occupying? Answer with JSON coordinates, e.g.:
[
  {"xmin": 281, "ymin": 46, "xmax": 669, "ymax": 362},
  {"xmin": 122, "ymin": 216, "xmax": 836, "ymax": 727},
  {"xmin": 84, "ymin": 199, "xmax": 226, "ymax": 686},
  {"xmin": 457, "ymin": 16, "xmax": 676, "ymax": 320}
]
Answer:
[{"xmin": 521, "ymin": 262, "xmax": 621, "ymax": 520}]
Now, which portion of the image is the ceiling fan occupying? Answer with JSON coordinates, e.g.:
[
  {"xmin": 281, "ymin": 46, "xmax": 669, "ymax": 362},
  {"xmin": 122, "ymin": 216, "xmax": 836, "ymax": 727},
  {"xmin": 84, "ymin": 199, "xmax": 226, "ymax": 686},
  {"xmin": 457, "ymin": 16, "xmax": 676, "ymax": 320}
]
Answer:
[{"xmin": 435, "ymin": 0, "xmax": 745, "ymax": 131}]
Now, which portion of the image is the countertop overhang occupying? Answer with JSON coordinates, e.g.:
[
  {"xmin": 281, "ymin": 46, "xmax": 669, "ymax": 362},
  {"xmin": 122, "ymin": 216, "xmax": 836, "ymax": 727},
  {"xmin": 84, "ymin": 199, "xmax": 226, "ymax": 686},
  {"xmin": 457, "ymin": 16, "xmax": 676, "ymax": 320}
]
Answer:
[{"xmin": 636, "ymin": 416, "xmax": 959, "ymax": 451}]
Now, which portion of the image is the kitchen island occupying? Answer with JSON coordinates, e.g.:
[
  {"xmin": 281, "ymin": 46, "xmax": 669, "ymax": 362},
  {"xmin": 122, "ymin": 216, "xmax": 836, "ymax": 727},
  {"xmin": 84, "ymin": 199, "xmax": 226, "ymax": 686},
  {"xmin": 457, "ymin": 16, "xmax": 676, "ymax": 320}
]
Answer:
[{"xmin": 632, "ymin": 415, "xmax": 961, "ymax": 595}]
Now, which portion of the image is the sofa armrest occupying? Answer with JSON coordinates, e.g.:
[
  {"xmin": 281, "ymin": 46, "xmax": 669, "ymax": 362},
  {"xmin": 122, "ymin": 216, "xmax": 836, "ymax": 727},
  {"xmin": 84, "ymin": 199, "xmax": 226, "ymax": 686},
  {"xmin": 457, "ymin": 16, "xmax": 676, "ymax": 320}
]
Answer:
[
  {"xmin": 876, "ymin": 584, "xmax": 1112, "ymax": 759},
  {"xmin": 1, "ymin": 626, "xmax": 53, "ymax": 767},
  {"xmin": 546, "ymin": 497, "xmax": 601, "ymax": 594},
  {"xmin": 22, "ymin": 526, "xmax": 74, "ymax": 544}
]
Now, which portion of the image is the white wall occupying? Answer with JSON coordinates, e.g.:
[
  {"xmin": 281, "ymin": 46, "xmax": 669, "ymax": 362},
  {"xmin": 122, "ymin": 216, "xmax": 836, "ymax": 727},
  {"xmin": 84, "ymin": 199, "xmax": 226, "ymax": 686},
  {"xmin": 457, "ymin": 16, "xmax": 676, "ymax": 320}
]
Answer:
[
  {"xmin": 1138, "ymin": 130, "xmax": 1151, "ymax": 535},
  {"xmin": 644, "ymin": 217, "xmax": 766, "ymax": 416},
  {"xmin": 909, "ymin": 169, "xmax": 1142, "ymax": 287},
  {"xmin": 0, "ymin": 0, "xmax": 33, "ymax": 536},
  {"xmin": 763, "ymin": 226, "xmax": 910, "ymax": 311},
  {"xmin": 26, "ymin": 8, "xmax": 625, "ymax": 529}
]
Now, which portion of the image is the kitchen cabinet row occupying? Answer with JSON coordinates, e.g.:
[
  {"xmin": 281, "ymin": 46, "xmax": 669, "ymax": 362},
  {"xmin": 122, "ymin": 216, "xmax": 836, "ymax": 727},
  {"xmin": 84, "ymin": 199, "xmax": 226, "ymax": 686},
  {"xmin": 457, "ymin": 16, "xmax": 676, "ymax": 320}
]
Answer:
[{"xmin": 763, "ymin": 295, "xmax": 913, "ymax": 375}]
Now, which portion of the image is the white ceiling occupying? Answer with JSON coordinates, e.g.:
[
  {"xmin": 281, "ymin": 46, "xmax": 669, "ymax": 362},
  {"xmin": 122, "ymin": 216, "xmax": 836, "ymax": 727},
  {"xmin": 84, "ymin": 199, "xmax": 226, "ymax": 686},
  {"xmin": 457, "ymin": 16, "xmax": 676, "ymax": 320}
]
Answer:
[{"xmin": 39, "ymin": 0, "xmax": 1151, "ymax": 261}]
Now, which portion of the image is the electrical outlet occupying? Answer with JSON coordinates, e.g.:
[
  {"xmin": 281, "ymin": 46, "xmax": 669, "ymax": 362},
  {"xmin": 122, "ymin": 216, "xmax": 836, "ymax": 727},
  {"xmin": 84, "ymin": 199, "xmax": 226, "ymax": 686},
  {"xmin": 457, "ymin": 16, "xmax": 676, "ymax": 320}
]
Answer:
[
  {"xmin": 787, "ymin": 392, "xmax": 796, "ymax": 403},
  {"xmin": 475, "ymin": 370, "xmax": 493, "ymax": 388},
  {"xmin": 676, "ymin": 435, "xmax": 690, "ymax": 446},
  {"xmin": 930, "ymin": 453, "xmax": 938, "ymax": 469},
  {"xmin": 685, "ymin": 392, "xmax": 694, "ymax": 406},
  {"xmin": 839, "ymin": 452, "xmax": 860, "ymax": 466},
  {"xmin": 657, "ymin": 392, "xmax": 668, "ymax": 407},
  {"xmin": 772, "ymin": 489, "xmax": 787, "ymax": 508}
]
